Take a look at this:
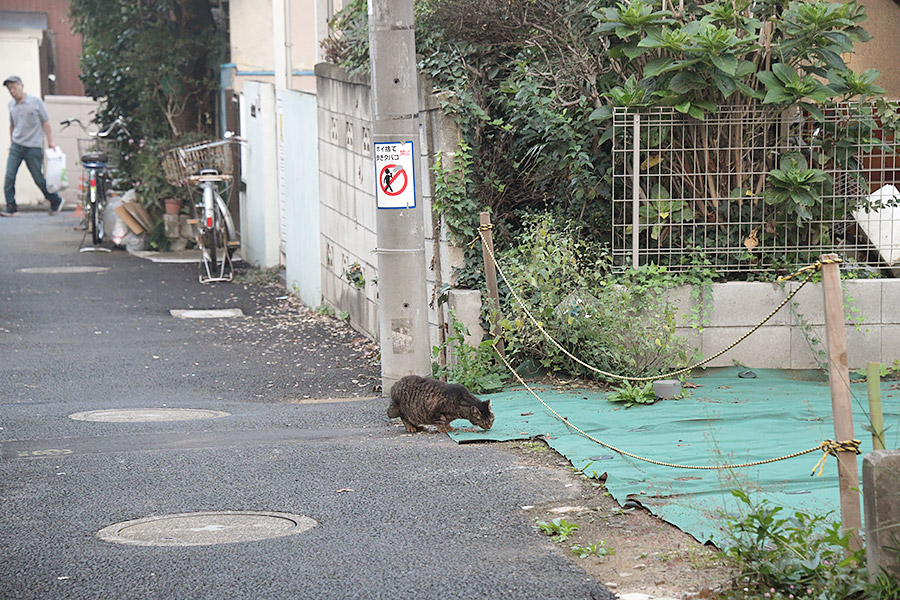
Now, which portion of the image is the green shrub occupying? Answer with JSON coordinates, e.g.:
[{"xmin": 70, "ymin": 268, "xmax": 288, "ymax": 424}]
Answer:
[
  {"xmin": 717, "ymin": 489, "xmax": 900, "ymax": 600},
  {"xmin": 498, "ymin": 213, "xmax": 697, "ymax": 379},
  {"xmin": 607, "ymin": 381, "xmax": 656, "ymax": 407},
  {"xmin": 432, "ymin": 309, "xmax": 506, "ymax": 393}
]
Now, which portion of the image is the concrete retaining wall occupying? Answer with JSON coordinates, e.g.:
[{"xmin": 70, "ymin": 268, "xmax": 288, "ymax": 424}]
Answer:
[{"xmin": 673, "ymin": 279, "xmax": 900, "ymax": 370}]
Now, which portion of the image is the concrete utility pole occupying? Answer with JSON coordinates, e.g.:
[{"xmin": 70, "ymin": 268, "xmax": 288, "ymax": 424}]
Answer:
[{"xmin": 368, "ymin": 0, "xmax": 432, "ymax": 393}]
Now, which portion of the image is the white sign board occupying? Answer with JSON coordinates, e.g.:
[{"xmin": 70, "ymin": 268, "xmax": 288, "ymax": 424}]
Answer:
[
  {"xmin": 854, "ymin": 184, "xmax": 900, "ymax": 265},
  {"xmin": 374, "ymin": 141, "xmax": 416, "ymax": 209}
]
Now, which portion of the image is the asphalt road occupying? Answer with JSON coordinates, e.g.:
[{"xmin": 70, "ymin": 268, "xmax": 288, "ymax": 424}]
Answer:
[{"xmin": 0, "ymin": 212, "xmax": 613, "ymax": 600}]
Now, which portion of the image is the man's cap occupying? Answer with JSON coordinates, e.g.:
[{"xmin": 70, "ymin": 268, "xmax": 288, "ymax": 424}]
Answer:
[{"xmin": 3, "ymin": 75, "xmax": 22, "ymax": 86}]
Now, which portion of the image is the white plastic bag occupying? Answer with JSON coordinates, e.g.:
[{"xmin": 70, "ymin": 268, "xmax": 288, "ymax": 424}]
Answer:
[{"xmin": 45, "ymin": 147, "xmax": 67, "ymax": 193}]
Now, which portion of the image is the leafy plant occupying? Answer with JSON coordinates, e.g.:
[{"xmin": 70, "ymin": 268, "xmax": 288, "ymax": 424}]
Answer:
[
  {"xmin": 432, "ymin": 309, "xmax": 506, "ymax": 393},
  {"xmin": 570, "ymin": 541, "xmax": 615, "ymax": 558},
  {"xmin": 606, "ymin": 381, "xmax": 656, "ymax": 408},
  {"xmin": 720, "ymin": 489, "xmax": 870, "ymax": 599},
  {"xmin": 128, "ymin": 137, "xmax": 187, "ymax": 214},
  {"xmin": 325, "ymin": 0, "xmax": 894, "ymax": 280},
  {"xmin": 345, "ymin": 263, "xmax": 366, "ymax": 290},
  {"xmin": 536, "ymin": 518, "xmax": 579, "ymax": 543},
  {"xmin": 70, "ymin": 0, "xmax": 225, "ymax": 140},
  {"xmin": 432, "ymin": 140, "xmax": 480, "ymax": 243},
  {"xmin": 146, "ymin": 219, "xmax": 171, "ymax": 252},
  {"xmin": 763, "ymin": 152, "xmax": 833, "ymax": 226},
  {"xmin": 498, "ymin": 213, "xmax": 698, "ymax": 380}
]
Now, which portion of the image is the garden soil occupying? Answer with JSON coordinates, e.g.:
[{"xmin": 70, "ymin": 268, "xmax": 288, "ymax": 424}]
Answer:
[{"xmin": 498, "ymin": 439, "xmax": 735, "ymax": 599}]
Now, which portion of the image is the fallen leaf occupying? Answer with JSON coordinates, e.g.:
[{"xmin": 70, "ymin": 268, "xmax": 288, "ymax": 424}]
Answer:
[
  {"xmin": 744, "ymin": 227, "xmax": 759, "ymax": 251},
  {"xmin": 640, "ymin": 155, "xmax": 663, "ymax": 170}
]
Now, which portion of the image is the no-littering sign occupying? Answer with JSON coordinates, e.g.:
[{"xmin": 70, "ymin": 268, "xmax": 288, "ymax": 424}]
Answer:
[{"xmin": 375, "ymin": 141, "xmax": 415, "ymax": 209}]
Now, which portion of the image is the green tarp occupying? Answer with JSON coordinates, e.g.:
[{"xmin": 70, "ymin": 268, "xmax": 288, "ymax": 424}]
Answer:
[{"xmin": 449, "ymin": 367, "xmax": 900, "ymax": 544}]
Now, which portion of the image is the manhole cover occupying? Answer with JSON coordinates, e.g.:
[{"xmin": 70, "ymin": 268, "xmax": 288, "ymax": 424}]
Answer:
[
  {"xmin": 69, "ymin": 408, "xmax": 230, "ymax": 423},
  {"xmin": 170, "ymin": 309, "xmax": 244, "ymax": 319},
  {"xmin": 18, "ymin": 266, "xmax": 109, "ymax": 274},
  {"xmin": 97, "ymin": 511, "xmax": 317, "ymax": 546}
]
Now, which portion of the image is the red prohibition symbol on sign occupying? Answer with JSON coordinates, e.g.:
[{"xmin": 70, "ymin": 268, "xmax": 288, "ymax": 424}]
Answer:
[{"xmin": 379, "ymin": 164, "xmax": 408, "ymax": 196}]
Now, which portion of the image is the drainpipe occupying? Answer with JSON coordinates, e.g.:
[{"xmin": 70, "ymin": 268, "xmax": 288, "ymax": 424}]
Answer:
[{"xmin": 273, "ymin": 0, "xmax": 292, "ymax": 90}]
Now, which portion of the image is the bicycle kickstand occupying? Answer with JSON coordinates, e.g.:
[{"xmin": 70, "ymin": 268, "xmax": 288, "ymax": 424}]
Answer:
[{"xmin": 198, "ymin": 252, "xmax": 234, "ymax": 284}]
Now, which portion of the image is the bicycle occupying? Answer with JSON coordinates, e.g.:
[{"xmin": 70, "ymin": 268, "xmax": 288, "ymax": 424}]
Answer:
[
  {"xmin": 161, "ymin": 136, "xmax": 240, "ymax": 283},
  {"xmin": 59, "ymin": 116, "xmax": 130, "ymax": 247}
]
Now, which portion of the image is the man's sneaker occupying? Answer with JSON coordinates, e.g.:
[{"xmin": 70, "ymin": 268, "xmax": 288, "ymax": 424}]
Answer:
[
  {"xmin": 49, "ymin": 199, "xmax": 65, "ymax": 216},
  {"xmin": 0, "ymin": 208, "xmax": 18, "ymax": 217}
]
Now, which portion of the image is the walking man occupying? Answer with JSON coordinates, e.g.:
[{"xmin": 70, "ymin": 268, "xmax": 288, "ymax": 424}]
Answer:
[{"xmin": 3, "ymin": 75, "xmax": 64, "ymax": 217}]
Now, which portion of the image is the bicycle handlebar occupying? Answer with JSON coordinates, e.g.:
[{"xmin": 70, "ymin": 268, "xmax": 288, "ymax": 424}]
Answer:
[{"xmin": 59, "ymin": 115, "xmax": 130, "ymax": 138}]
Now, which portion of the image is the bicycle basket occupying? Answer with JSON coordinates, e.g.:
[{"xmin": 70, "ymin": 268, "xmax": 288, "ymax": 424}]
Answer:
[
  {"xmin": 161, "ymin": 140, "xmax": 234, "ymax": 187},
  {"xmin": 77, "ymin": 138, "xmax": 122, "ymax": 169}
]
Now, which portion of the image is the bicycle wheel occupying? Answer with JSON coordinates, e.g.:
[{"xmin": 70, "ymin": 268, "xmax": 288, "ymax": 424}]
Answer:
[
  {"xmin": 91, "ymin": 176, "xmax": 106, "ymax": 245},
  {"xmin": 78, "ymin": 174, "xmax": 91, "ymax": 232},
  {"xmin": 203, "ymin": 193, "xmax": 236, "ymax": 275},
  {"xmin": 215, "ymin": 193, "xmax": 236, "ymax": 259}
]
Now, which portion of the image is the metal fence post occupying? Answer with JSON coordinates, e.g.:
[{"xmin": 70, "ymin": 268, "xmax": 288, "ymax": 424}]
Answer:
[{"xmin": 632, "ymin": 113, "xmax": 640, "ymax": 270}]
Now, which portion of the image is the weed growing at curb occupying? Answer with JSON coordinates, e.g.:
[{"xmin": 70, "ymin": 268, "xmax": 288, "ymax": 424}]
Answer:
[
  {"xmin": 536, "ymin": 518, "xmax": 579, "ymax": 543},
  {"xmin": 718, "ymin": 489, "xmax": 900, "ymax": 599}
]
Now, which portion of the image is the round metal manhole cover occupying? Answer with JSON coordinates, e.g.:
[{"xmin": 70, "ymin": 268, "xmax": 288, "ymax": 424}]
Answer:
[
  {"xmin": 69, "ymin": 408, "xmax": 230, "ymax": 423},
  {"xmin": 170, "ymin": 309, "xmax": 244, "ymax": 319},
  {"xmin": 97, "ymin": 511, "xmax": 317, "ymax": 546},
  {"xmin": 18, "ymin": 266, "xmax": 110, "ymax": 274}
]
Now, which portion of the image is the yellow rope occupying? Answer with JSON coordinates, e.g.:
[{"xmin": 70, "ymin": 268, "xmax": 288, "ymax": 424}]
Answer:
[
  {"xmin": 478, "ymin": 227, "xmax": 841, "ymax": 382},
  {"xmin": 492, "ymin": 342, "xmax": 858, "ymax": 472},
  {"xmin": 810, "ymin": 439, "xmax": 862, "ymax": 477}
]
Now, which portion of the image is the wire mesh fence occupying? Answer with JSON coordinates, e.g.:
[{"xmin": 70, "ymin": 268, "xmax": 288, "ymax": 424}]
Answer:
[{"xmin": 611, "ymin": 103, "xmax": 900, "ymax": 273}]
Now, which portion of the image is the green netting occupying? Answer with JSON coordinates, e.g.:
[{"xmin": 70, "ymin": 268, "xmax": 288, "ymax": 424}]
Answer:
[{"xmin": 449, "ymin": 367, "xmax": 900, "ymax": 545}]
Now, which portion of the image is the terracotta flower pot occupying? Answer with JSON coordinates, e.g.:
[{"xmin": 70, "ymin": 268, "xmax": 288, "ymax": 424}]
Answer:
[{"xmin": 163, "ymin": 198, "xmax": 182, "ymax": 215}]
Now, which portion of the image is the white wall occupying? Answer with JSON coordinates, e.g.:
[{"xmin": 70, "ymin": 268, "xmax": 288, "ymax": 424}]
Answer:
[
  {"xmin": 239, "ymin": 81, "xmax": 281, "ymax": 267},
  {"xmin": 0, "ymin": 32, "xmax": 43, "ymax": 207},
  {"xmin": 228, "ymin": 0, "xmax": 318, "ymax": 93},
  {"xmin": 44, "ymin": 96, "xmax": 100, "ymax": 208},
  {"xmin": 281, "ymin": 89, "xmax": 323, "ymax": 307}
]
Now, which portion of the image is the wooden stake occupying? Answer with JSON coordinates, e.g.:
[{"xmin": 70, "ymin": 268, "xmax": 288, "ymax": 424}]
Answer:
[
  {"xmin": 867, "ymin": 362, "xmax": 886, "ymax": 451},
  {"xmin": 479, "ymin": 211, "xmax": 504, "ymax": 356},
  {"xmin": 820, "ymin": 253, "xmax": 862, "ymax": 553}
]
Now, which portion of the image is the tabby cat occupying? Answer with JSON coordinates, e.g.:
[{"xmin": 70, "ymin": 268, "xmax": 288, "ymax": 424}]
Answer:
[{"xmin": 387, "ymin": 375, "xmax": 494, "ymax": 433}]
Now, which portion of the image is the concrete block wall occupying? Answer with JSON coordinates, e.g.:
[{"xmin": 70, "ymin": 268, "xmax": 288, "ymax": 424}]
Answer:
[
  {"xmin": 673, "ymin": 279, "xmax": 900, "ymax": 370},
  {"xmin": 315, "ymin": 64, "xmax": 467, "ymax": 347},
  {"xmin": 316, "ymin": 64, "xmax": 379, "ymax": 339}
]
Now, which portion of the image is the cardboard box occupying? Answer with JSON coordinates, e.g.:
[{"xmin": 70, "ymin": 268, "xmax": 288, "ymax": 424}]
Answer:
[{"xmin": 114, "ymin": 205, "xmax": 144, "ymax": 234}]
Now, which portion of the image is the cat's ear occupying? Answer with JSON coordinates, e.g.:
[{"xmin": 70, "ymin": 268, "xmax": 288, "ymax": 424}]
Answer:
[{"xmin": 485, "ymin": 399, "xmax": 491, "ymax": 407}]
